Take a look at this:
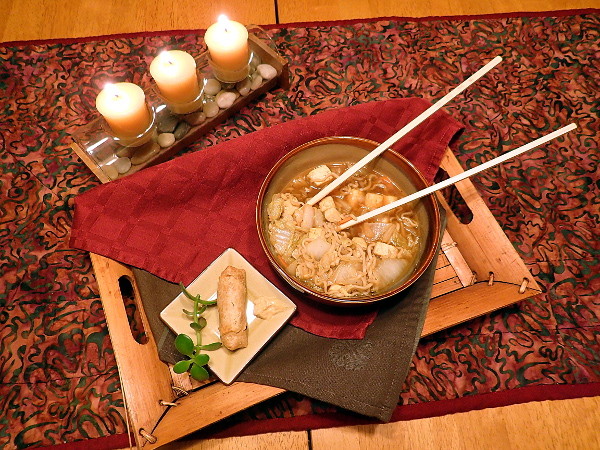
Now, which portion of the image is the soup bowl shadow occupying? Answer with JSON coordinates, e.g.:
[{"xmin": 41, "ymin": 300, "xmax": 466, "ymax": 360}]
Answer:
[{"xmin": 256, "ymin": 136, "xmax": 441, "ymax": 306}]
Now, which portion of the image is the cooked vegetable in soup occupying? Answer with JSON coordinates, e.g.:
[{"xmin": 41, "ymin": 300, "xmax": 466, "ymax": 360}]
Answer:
[{"xmin": 266, "ymin": 163, "xmax": 420, "ymax": 297}]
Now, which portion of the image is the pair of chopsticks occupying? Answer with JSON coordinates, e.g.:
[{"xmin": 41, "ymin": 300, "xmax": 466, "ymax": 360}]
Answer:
[{"xmin": 304, "ymin": 55, "xmax": 576, "ymax": 231}]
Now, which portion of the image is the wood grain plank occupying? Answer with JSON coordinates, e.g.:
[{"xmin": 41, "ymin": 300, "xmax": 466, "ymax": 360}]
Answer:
[
  {"xmin": 311, "ymin": 396, "xmax": 600, "ymax": 450},
  {"xmin": 277, "ymin": 0, "xmax": 597, "ymax": 24},
  {"xmin": 0, "ymin": 0, "xmax": 276, "ymax": 42},
  {"xmin": 144, "ymin": 431, "xmax": 308, "ymax": 450}
]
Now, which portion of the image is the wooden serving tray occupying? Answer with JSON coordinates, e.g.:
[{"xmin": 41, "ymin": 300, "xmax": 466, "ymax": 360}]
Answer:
[{"xmin": 90, "ymin": 148, "xmax": 541, "ymax": 448}]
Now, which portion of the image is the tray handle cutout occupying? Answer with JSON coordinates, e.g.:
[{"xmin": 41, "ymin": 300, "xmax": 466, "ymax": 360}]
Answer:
[
  {"xmin": 118, "ymin": 275, "xmax": 149, "ymax": 345},
  {"xmin": 434, "ymin": 167, "xmax": 474, "ymax": 225}
]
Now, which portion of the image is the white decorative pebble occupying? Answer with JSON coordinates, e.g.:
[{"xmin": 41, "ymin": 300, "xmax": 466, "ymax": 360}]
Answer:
[
  {"xmin": 100, "ymin": 163, "xmax": 119, "ymax": 180},
  {"xmin": 184, "ymin": 111, "xmax": 206, "ymax": 125},
  {"xmin": 131, "ymin": 142, "xmax": 160, "ymax": 165},
  {"xmin": 216, "ymin": 90, "xmax": 238, "ymax": 109},
  {"xmin": 257, "ymin": 64, "xmax": 277, "ymax": 80},
  {"xmin": 204, "ymin": 78, "xmax": 221, "ymax": 96},
  {"xmin": 250, "ymin": 74, "xmax": 263, "ymax": 91},
  {"xmin": 236, "ymin": 78, "xmax": 251, "ymax": 96},
  {"xmin": 157, "ymin": 133, "xmax": 176, "ymax": 148},
  {"xmin": 115, "ymin": 146, "xmax": 134, "ymax": 158},
  {"xmin": 203, "ymin": 101, "xmax": 220, "ymax": 118},
  {"xmin": 112, "ymin": 157, "xmax": 132, "ymax": 174}
]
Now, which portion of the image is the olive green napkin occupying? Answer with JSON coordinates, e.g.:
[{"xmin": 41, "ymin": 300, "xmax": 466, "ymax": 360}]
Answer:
[
  {"xmin": 132, "ymin": 268, "xmax": 183, "ymax": 364},
  {"xmin": 133, "ymin": 213, "xmax": 445, "ymax": 422}
]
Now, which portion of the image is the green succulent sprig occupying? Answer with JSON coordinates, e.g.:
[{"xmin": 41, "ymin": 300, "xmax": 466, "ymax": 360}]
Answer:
[{"xmin": 173, "ymin": 282, "xmax": 221, "ymax": 382}]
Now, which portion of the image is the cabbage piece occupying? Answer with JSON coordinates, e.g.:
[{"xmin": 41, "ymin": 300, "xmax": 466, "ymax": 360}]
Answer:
[
  {"xmin": 313, "ymin": 209, "xmax": 324, "ymax": 227},
  {"xmin": 305, "ymin": 237, "xmax": 331, "ymax": 261},
  {"xmin": 286, "ymin": 260, "xmax": 298, "ymax": 276},
  {"xmin": 299, "ymin": 205, "xmax": 315, "ymax": 229},
  {"xmin": 359, "ymin": 222, "xmax": 394, "ymax": 243},
  {"xmin": 331, "ymin": 262, "xmax": 363, "ymax": 284},
  {"xmin": 390, "ymin": 226, "xmax": 419, "ymax": 251},
  {"xmin": 374, "ymin": 258, "xmax": 409, "ymax": 288},
  {"xmin": 269, "ymin": 223, "xmax": 295, "ymax": 255},
  {"xmin": 267, "ymin": 194, "xmax": 284, "ymax": 221}
]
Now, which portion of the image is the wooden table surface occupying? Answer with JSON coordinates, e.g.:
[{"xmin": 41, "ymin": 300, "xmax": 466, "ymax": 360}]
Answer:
[{"xmin": 2, "ymin": 1, "xmax": 599, "ymax": 449}]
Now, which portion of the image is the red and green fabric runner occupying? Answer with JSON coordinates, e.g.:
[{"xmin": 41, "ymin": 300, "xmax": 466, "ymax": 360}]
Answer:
[{"xmin": 1, "ymin": 9, "xmax": 599, "ymax": 449}]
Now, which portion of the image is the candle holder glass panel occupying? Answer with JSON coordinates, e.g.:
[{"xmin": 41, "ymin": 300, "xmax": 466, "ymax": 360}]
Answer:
[
  {"xmin": 151, "ymin": 81, "xmax": 205, "ymax": 115},
  {"xmin": 72, "ymin": 105, "xmax": 158, "ymax": 181},
  {"xmin": 207, "ymin": 55, "xmax": 250, "ymax": 84}
]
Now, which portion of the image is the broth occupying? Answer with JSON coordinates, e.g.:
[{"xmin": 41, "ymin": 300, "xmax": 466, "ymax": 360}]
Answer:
[{"xmin": 266, "ymin": 163, "xmax": 420, "ymax": 297}]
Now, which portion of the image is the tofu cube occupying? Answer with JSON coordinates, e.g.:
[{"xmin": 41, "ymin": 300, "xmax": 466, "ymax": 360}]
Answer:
[
  {"xmin": 383, "ymin": 195, "xmax": 398, "ymax": 205},
  {"xmin": 307, "ymin": 165, "xmax": 334, "ymax": 186},
  {"xmin": 324, "ymin": 207, "xmax": 343, "ymax": 223},
  {"xmin": 318, "ymin": 196, "xmax": 336, "ymax": 212},
  {"xmin": 364, "ymin": 193, "xmax": 384, "ymax": 210},
  {"xmin": 352, "ymin": 237, "xmax": 367, "ymax": 249},
  {"xmin": 373, "ymin": 242, "xmax": 399, "ymax": 258},
  {"xmin": 346, "ymin": 189, "xmax": 365, "ymax": 208},
  {"xmin": 308, "ymin": 227, "xmax": 325, "ymax": 239}
]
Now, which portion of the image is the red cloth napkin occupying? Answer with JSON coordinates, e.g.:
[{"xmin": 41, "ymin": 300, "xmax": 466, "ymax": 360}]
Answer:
[{"xmin": 70, "ymin": 98, "xmax": 463, "ymax": 339}]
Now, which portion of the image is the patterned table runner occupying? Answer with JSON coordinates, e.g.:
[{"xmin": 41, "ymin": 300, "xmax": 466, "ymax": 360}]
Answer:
[{"xmin": 1, "ymin": 8, "xmax": 599, "ymax": 449}]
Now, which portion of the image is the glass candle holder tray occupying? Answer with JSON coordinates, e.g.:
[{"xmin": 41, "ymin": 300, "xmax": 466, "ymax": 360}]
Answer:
[{"xmin": 71, "ymin": 28, "xmax": 289, "ymax": 183}]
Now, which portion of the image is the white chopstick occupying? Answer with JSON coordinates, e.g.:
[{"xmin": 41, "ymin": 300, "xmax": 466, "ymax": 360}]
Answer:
[
  {"xmin": 336, "ymin": 123, "xmax": 577, "ymax": 231},
  {"xmin": 306, "ymin": 55, "xmax": 503, "ymax": 206}
]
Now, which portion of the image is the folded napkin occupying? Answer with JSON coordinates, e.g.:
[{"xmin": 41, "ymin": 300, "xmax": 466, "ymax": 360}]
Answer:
[
  {"xmin": 238, "ymin": 220, "xmax": 444, "ymax": 421},
  {"xmin": 132, "ymin": 217, "xmax": 443, "ymax": 421},
  {"xmin": 70, "ymin": 98, "xmax": 462, "ymax": 338}
]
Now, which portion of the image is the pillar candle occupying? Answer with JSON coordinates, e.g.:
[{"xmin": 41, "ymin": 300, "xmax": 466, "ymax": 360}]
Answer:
[
  {"xmin": 96, "ymin": 82, "xmax": 151, "ymax": 138},
  {"xmin": 149, "ymin": 50, "xmax": 201, "ymax": 104},
  {"xmin": 204, "ymin": 15, "xmax": 249, "ymax": 72}
]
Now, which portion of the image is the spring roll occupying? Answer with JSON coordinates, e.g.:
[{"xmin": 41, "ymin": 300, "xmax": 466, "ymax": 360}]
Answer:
[{"xmin": 217, "ymin": 266, "xmax": 248, "ymax": 351}]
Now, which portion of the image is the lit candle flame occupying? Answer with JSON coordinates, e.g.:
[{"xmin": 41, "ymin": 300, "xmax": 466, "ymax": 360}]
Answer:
[
  {"xmin": 218, "ymin": 14, "xmax": 230, "ymax": 33},
  {"xmin": 159, "ymin": 50, "xmax": 175, "ymax": 68},
  {"xmin": 104, "ymin": 83, "xmax": 121, "ymax": 100}
]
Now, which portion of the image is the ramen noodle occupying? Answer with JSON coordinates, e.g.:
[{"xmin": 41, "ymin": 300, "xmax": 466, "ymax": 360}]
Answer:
[{"xmin": 266, "ymin": 163, "xmax": 420, "ymax": 297}]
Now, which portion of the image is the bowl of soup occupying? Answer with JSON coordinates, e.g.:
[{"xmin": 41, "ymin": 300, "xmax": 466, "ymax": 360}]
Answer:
[{"xmin": 256, "ymin": 136, "xmax": 441, "ymax": 306}]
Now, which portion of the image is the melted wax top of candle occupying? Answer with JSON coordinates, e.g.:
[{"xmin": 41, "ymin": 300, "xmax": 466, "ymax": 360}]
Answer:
[{"xmin": 104, "ymin": 84, "xmax": 131, "ymax": 110}]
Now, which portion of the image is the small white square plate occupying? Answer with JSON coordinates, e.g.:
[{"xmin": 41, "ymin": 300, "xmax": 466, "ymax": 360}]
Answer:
[{"xmin": 160, "ymin": 248, "xmax": 296, "ymax": 384}]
